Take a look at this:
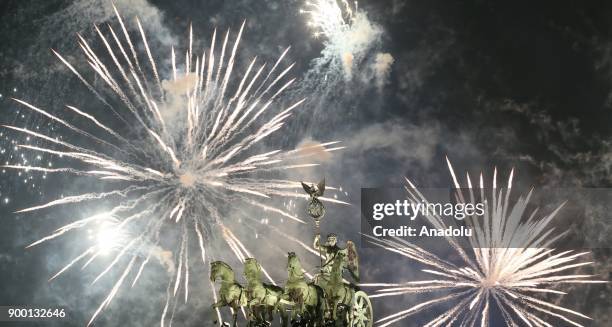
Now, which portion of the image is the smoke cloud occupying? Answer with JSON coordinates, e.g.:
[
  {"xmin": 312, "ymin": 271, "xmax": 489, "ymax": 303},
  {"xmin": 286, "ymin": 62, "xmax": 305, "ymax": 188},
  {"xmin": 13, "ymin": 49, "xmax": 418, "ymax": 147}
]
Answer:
[
  {"xmin": 160, "ymin": 74, "xmax": 198, "ymax": 131},
  {"xmin": 373, "ymin": 53, "xmax": 395, "ymax": 91}
]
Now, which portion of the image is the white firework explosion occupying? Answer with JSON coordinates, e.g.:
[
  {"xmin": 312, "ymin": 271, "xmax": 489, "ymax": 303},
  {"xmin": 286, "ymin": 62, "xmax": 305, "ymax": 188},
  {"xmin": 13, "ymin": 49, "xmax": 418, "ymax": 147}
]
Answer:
[
  {"xmin": 362, "ymin": 159, "xmax": 606, "ymax": 326},
  {"xmin": 301, "ymin": 0, "xmax": 357, "ymax": 40},
  {"xmin": 299, "ymin": 0, "xmax": 382, "ymax": 83},
  {"xmin": 2, "ymin": 6, "xmax": 347, "ymax": 325}
]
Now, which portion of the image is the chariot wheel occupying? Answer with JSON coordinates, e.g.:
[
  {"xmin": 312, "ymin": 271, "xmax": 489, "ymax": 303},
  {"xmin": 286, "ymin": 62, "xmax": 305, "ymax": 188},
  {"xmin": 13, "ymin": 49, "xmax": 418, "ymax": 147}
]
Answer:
[{"xmin": 348, "ymin": 291, "xmax": 373, "ymax": 327}]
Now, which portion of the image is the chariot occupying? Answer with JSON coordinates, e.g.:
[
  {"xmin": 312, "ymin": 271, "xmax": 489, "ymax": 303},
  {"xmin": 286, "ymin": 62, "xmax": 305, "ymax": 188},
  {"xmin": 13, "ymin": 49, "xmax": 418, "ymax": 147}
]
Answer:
[{"xmin": 280, "ymin": 250, "xmax": 373, "ymax": 327}]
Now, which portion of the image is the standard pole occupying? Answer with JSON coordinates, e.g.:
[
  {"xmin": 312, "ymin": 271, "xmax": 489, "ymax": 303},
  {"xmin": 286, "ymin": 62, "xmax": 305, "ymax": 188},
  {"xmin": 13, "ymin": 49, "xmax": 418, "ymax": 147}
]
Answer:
[{"xmin": 315, "ymin": 218, "xmax": 323, "ymax": 271}]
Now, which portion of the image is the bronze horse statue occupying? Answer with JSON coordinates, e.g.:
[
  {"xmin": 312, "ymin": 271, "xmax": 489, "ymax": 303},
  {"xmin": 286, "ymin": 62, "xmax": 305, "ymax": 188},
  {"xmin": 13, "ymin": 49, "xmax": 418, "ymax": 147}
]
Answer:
[
  {"xmin": 243, "ymin": 258, "xmax": 288, "ymax": 326},
  {"xmin": 283, "ymin": 252, "xmax": 324, "ymax": 326},
  {"xmin": 326, "ymin": 252, "xmax": 356, "ymax": 323},
  {"xmin": 210, "ymin": 261, "xmax": 248, "ymax": 327}
]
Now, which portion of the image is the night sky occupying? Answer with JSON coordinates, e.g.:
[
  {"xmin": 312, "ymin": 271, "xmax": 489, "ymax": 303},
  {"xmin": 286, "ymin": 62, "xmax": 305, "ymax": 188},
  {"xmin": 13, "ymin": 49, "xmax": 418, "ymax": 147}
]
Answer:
[{"xmin": 0, "ymin": 0, "xmax": 611, "ymax": 326}]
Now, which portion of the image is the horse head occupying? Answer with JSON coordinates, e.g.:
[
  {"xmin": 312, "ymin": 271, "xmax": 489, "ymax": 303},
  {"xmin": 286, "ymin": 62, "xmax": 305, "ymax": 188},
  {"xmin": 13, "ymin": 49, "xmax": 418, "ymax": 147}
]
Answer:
[
  {"xmin": 287, "ymin": 252, "xmax": 302, "ymax": 277},
  {"xmin": 210, "ymin": 261, "xmax": 234, "ymax": 282},
  {"xmin": 243, "ymin": 257, "xmax": 261, "ymax": 281}
]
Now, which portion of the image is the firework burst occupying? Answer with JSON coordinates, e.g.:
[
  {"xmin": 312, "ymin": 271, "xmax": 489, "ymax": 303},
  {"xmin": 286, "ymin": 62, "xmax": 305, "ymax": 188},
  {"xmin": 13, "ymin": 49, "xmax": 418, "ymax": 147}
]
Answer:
[
  {"xmin": 299, "ymin": 0, "xmax": 383, "ymax": 85},
  {"xmin": 362, "ymin": 158, "xmax": 606, "ymax": 326},
  {"xmin": 301, "ymin": 0, "xmax": 357, "ymax": 39},
  {"xmin": 3, "ymin": 6, "xmax": 347, "ymax": 325}
]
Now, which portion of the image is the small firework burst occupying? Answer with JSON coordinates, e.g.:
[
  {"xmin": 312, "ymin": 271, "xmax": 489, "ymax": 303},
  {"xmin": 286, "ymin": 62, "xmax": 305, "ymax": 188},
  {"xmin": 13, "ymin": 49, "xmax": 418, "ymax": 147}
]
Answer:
[{"xmin": 301, "ymin": 0, "xmax": 357, "ymax": 39}]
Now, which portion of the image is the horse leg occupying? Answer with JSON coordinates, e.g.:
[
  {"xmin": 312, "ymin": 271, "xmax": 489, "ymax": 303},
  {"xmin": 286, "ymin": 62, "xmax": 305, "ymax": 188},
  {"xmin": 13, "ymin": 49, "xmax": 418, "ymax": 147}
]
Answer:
[
  {"xmin": 333, "ymin": 303, "xmax": 342, "ymax": 327},
  {"xmin": 301, "ymin": 302, "xmax": 309, "ymax": 326},
  {"xmin": 302, "ymin": 307, "xmax": 309, "ymax": 327},
  {"xmin": 245, "ymin": 307, "xmax": 251, "ymax": 327},
  {"xmin": 231, "ymin": 308, "xmax": 238, "ymax": 327},
  {"xmin": 251, "ymin": 306, "xmax": 258, "ymax": 325},
  {"xmin": 333, "ymin": 301, "xmax": 338, "ymax": 323},
  {"xmin": 265, "ymin": 305, "xmax": 274, "ymax": 323},
  {"xmin": 308, "ymin": 306, "xmax": 315, "ymax": 327},
  {"xmin": 257, "ymin": 306, "xmax": 266, "ymax": 326},
  {"xmin": 278, "ymin": 306, "xmax": 288, "ymax": 327},
  {"xmin": 311, "ymin": 303, "xmax": 321, "ymax": 327},
  {"xmin": 262, "ymin": 306, "xmax": 270, "ymax": 326},
  {"xmin": 297, "ymin": 302, "xmax": 304, "ymax": 323},
  {"xmin": 257, "ymin": 307, "xmax": 264, "ymax": 326},
  {"xmin": 311, "ymin": 304, "xmax": 317, "ymax": 327}
]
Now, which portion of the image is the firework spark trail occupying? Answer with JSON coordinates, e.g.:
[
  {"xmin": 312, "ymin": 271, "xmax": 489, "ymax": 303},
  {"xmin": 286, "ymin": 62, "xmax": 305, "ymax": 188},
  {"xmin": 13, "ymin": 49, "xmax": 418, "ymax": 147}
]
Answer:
[
  {"xmin": 361, "ymin": 159, "xmax": 606, "ymax": 327},
  {"xmin": 4, "ymin": 6, "xmax": 349, "ymax": 325}
]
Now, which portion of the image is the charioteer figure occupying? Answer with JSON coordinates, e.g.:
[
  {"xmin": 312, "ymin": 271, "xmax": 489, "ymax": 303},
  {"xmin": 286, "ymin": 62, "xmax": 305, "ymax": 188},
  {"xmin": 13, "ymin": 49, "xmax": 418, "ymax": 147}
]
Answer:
[
  {"xmin": 302, "ymin": 179, "xmax": 359, "ymax": 288},
  {"xmin": 312, "ymin": 232, "xmax": 359, "ymax": 291}
]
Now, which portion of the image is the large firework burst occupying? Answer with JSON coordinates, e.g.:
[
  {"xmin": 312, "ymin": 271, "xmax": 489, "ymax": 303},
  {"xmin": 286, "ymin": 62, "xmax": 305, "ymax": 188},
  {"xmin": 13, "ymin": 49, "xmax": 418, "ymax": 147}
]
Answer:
[
  {"xmin": 2, "ymin": 6, "xmax": 346, "ymax": 325},
  {"xmin": 362, "ymin": 159, "xmax": 606, "ymax": 326}
]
